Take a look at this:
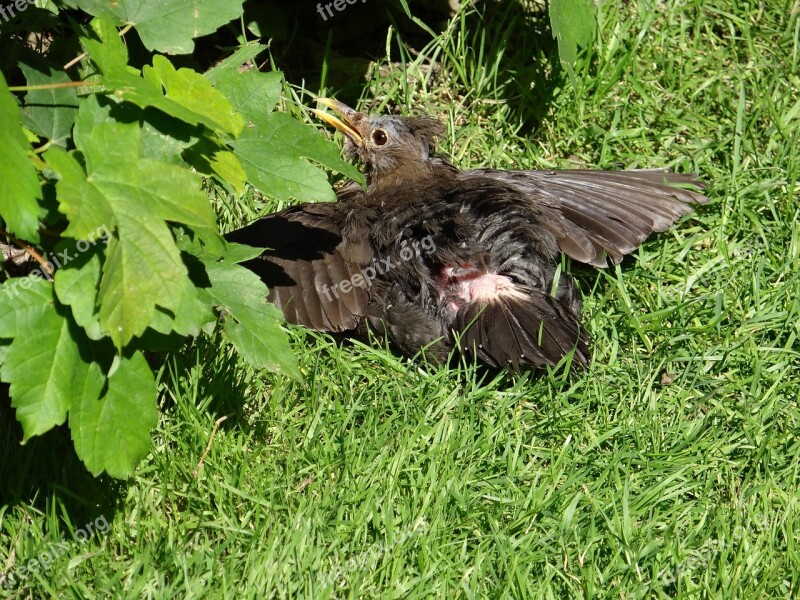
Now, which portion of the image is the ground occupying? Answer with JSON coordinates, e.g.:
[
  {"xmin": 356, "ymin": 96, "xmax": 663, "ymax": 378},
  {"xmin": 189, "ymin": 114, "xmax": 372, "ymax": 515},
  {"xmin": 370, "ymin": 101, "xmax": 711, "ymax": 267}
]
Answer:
[{"xmin": 1, "ymin": 0, "xmax": 798, "ymax": 597}]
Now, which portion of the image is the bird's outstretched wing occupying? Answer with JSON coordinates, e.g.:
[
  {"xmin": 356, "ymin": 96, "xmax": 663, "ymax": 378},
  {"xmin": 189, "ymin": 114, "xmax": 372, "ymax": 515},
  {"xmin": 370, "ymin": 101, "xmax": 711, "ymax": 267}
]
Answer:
[
  {"xmin": 464, "ymin": 169, "xmax": 709, "ymax": 267},
  {"xmin": 225, "ymin": 202, "xmax": 373, "ymax": 332}
]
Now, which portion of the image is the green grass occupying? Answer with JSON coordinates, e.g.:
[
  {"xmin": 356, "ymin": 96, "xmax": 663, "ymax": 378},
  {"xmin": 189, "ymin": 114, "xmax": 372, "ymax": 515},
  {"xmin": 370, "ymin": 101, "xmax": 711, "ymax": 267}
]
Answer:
[{"xmin": 2, "ymin": 0, "xmax": 799, "ymax": 597}]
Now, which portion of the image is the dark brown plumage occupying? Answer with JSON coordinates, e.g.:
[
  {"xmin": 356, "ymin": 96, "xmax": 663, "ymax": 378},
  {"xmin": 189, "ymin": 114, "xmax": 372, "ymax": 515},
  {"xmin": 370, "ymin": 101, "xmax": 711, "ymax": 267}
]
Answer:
[{"xmin": 226, "ymin": 100, "xmax": 708, "ymax": 369}]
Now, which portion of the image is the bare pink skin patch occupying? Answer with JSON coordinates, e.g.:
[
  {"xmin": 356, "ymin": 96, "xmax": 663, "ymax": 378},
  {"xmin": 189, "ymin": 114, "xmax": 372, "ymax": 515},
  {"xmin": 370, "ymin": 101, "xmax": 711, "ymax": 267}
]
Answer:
[{"xmin": 437, "ymin": 264, "xmax": 525, "ymax": 318}]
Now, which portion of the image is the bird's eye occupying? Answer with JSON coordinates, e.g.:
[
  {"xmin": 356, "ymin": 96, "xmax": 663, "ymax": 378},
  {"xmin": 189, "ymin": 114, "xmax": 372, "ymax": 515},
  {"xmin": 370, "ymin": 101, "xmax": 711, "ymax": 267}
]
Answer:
[{"xmin": 371, "ymin": 129, "xmax": 388, "ymax": 145}]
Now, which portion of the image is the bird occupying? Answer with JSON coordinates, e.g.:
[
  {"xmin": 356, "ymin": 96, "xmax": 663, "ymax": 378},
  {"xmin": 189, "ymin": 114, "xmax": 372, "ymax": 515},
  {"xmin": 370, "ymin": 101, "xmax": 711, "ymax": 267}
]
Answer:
[{"xmin": 225, "ymin": 99, "xmax": 708, "ymax": 369}]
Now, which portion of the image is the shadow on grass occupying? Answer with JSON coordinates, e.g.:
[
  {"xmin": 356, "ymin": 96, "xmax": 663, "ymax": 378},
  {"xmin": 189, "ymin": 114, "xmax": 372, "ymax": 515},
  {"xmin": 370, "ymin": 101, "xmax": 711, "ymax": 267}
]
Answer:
[
  {"xmin": 240, "ymin": 0, "xmax": 455, "ymax": 100},
  {"xmin": 235, "ymin": 0, "xmax": 565, "ymax": 136},
  {"xmin": 0, "ymin": 384, "xmax": 122, "ymax": 530},
  {"xmin": 456, "ymin": 0, "xmax": 564, "ymax": 135}
]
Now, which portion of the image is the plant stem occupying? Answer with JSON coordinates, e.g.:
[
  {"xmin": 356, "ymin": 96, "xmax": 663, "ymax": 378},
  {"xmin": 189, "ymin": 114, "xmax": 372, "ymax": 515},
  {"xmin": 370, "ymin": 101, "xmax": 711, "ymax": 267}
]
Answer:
[{"xmin": 7, "ymin": 80, "xmax": 101, "ymax": 92}]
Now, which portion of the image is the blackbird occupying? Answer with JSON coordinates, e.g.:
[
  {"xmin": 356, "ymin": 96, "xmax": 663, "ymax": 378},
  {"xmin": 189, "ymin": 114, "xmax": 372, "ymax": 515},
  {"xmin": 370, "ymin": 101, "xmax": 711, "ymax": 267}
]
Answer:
[{"xmin": 226, "ymin": 99, "xmax": 708, "ymax": 369}]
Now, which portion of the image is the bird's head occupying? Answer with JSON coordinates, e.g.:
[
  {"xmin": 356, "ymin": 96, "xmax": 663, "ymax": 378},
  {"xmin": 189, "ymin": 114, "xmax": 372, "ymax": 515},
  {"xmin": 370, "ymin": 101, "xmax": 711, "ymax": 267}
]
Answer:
[{"xmin": 313, "ymin": 98, "xmax": 445, "ymax": 181}]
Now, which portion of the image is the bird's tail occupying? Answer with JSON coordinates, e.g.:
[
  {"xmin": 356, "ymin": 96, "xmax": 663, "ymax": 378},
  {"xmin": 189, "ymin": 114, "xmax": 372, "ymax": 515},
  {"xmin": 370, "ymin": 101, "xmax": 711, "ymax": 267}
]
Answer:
[{"xmin": 453, "ymin": 285, "xmax": 590, "ymax": 370}]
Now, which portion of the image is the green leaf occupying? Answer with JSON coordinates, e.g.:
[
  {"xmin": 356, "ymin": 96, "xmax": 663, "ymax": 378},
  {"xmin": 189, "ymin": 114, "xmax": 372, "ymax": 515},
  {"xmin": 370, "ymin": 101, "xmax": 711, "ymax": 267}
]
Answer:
[
  {"xmin": 98, "ymin": 209, "xmax": 188, "ymax": 348},
  {"xmin": 48, "ymin": 109, "xmax": 217, "ymax": 229},
  {"xmin": 19, "ymin": 62, "xmax": 80, "ymax": 148},
  {"xmin": 199, "ymin": 256, "xmax": 301, "ymax": 380},
  {"xmin": 94, "ymin": 158, "xmax": 218, "ymax": 229},
  {"xmin": 77, "ymin": 110, "xmax": 216, "ymax": 229},
  {"xmin": 174, "ymin": 226, "xmax": 227, "ymax": 260},
  {"xmin": 70, "ymin": 0, "xmax": 246, "ymax": 54},
  {"xmin": 42, "ymin": 146, "xmax": 115, "ymax": 239},
  {"xmin": 81, "ymin": 19, "xmax": 244, "ymax": 136},
  {"xmin": 48, "ymin": 118, "xmax": 206, "ymax": 346},
  {"xmin": 75, "ymin": 117, "xmax": 140, "ymax": 170},
  {"xmin": 142, "ymin": 56, "xmax": 244, "ymax": 136},
  {"xmin": 224, "ymin": 241, "xmax": 268, "ymax": 264},
  {"xmin": 222, "ymin": 310, "xmax": 300, "ymax": 379},
  {"xmin": 0, "ymin": 277, "xmax": 53, "ymax": 338},
  {"xmin": 213, "ymin": 68, "xmax": 283, "ymax": 121},
  {"xmin": 204, "ymin": 44, "xmax": 269, "ymax": 85},
  {"xmin": 183, "ymin": 137, "xmax": 247, "ymax": 194},
  {"xmin": 80, "ymin": 13, "xmax": 129, "ymax": 73},
  {"xmin": 549, "ymin": 0, "xmax": 595, "ymax": 83},
  {"xmin": 53, "ymin": 245, "xmax": 105, "ymax": 340},
  {"xmin": 69, "ymin": 350, "xmax": 157, "ymax": 478},
  {"xmin": 73, "ymin": 93, "xmax": 200, "ymax": 166},
  {"xmin": 0, "ymin": 72, "xmax": 43, "ymax": 243},
  {"xmin": 231, "ymin": 112, "xmax": 363, "ymax": 202},
  {"xmin": 147, "ymin": 277, "xmax": 216, "ymax": 338},
  {"xmin": 0, "ymin": 283, "xmax": 101, "ymax": 441},
  {"xmin": 138, "ymin": 115, "xmax": 202, "ymax": 164},
  {"xmin": 205, "ymin": 149, "xmax": 247, "ymax": 195},
  {"xmin": 213, "ymin": 68, "xmax": 362, "ymax": 197}
]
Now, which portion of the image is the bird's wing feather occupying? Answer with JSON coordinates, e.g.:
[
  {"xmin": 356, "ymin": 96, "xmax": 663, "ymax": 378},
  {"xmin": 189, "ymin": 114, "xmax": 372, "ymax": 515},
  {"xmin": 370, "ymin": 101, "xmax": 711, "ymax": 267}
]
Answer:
[
  {"xmin": 225, "ymin": 202, "xmax": 373, "ymax": 332},
  {"xmin": 465, "ymin": 169, "xmax": 708, "ymax": 267}
]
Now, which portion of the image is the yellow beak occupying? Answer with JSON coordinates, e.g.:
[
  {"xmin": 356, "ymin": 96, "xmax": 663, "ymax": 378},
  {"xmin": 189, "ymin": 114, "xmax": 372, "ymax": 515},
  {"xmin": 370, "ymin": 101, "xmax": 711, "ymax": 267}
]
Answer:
[{"xmin": 311, "ymin": 98, "xmax": 364, "ymax": 144}]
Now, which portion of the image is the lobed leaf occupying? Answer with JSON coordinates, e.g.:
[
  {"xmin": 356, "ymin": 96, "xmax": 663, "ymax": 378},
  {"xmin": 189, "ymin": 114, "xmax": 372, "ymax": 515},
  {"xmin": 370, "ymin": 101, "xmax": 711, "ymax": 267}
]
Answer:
[
  {"xmin": 69, "ymin": 350, "xmax": 157, "ymax": 478},
  {"xmin": 19, "ymin": 62, "xmax": 80, "ymax": 148},
  {"xmin": 214, "ymin": 69, "xmax": 364, "ymax": 198},
  {"xmin": 142, "ymin": 56, "xmax": 244, "ymax": 136},
  {"xmin": 204, "ymin": 44, "xmax": 269, "ymax": 85},
  {"xmin": 0, "ymin": 279, "xmax": 101, "ymax": 441},
  {"xmin": 198, "ymin": 255, "xmax": 301, "ymax": 380},
  {"xmin": 43, "ymin": 145, "xmax": 115, "ymax": 239},
  {"xmin": 213, "ymin": 68, "xmax": 283, "ymax": 121},
  {"xmin": 231, "ymin": 112, "xmax": 364, "ymax": 202},
  {"xmin": 147, "ymin": 276, "xmax": 216, "ymax": 338},
  {"xmin": 82, "ymin": 18, "xmax": 244, "ymax": 137},
  {"xmin": 45, "ymin": 115, "xmax": 218, "ymax": 346},
  {"xmin": 68, "ymin": 0, "xmax": 246, "ymax": 54},
  {"xmin": 0, "ymin": 277, "xmax": 54, "ymax": 338},
  {"xmin": 97, "ymin": 209, "xmax": 188, "ymax": 348}
]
